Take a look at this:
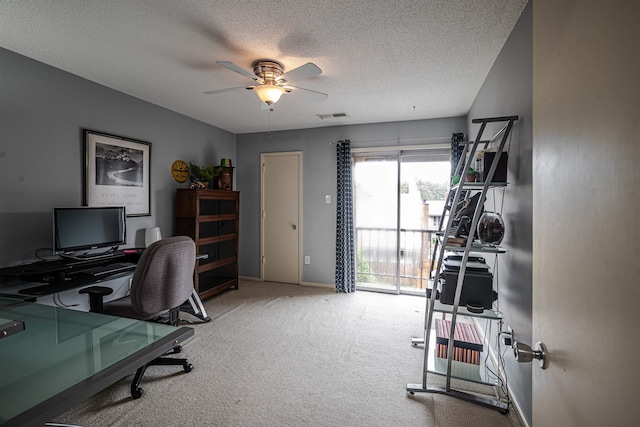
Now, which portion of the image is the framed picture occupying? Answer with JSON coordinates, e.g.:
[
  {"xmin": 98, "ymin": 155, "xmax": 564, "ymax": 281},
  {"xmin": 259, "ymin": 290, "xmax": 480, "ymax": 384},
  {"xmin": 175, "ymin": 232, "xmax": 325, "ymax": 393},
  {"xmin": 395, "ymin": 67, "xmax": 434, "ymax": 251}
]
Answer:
[{"xmin": 84, "ymin": 129, "xmax": 151, "ymax": 216}]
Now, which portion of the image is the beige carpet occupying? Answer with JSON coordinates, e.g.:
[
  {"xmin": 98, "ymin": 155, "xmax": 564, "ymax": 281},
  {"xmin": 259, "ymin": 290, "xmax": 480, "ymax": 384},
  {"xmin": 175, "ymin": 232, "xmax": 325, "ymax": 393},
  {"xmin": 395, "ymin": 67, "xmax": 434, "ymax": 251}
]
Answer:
[{"xmin": 55, "ymin": 281, "xmax": 523, "ymax": 426}]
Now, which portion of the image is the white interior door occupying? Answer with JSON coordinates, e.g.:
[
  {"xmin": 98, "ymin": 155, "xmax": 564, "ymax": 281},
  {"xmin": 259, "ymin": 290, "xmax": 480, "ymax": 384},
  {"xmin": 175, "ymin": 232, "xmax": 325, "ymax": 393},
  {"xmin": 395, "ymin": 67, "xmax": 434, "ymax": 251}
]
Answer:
[
  {"xmin": 261, "ymin": 152, "xmax": 301, "ymax": 284},
  {"xmin": 533, "ymin": 1, "xmax": 640, "ymax": 425}
]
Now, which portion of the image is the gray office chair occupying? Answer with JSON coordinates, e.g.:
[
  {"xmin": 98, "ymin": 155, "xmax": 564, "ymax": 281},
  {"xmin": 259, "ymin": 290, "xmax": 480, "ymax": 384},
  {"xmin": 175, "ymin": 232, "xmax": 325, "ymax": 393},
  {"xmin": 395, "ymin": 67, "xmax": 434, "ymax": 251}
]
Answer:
[{"xmin": 80, "ymin": 235, "xmax": 196, "ymax": 399}]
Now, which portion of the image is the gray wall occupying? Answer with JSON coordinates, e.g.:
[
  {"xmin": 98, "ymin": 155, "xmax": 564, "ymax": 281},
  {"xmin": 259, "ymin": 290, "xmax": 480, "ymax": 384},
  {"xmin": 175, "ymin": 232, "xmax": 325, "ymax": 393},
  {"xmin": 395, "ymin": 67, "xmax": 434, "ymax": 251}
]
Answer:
[
  {"xmin": 467, "ymin": 2, "xmax": 532, "ymax": 424},
  {"xmin": 0, "ymin": 47, "xmax": 235, "ymax": 268},
  {"xmin": 2, "ymin": 14, "xmax": 533, "ymax": 420},
  {"xmin": 236, "ymin": 117, "xmax": 466, "ymax": 283}
]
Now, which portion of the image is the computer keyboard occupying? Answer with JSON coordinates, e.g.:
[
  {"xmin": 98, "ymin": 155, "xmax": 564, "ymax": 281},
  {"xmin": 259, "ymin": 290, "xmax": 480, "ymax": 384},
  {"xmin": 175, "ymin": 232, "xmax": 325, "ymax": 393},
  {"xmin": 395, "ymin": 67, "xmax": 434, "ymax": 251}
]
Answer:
[
  {"xmin": 79, "ymin": 262, "xmax": 136, "ymax": 277},
  {"xmin": 19, "ymin": 280, "xmax": 80, "ymax": 296},
  {"xmin": 64, "ymin": 252, "xmax": 119, "ymax": 263}
]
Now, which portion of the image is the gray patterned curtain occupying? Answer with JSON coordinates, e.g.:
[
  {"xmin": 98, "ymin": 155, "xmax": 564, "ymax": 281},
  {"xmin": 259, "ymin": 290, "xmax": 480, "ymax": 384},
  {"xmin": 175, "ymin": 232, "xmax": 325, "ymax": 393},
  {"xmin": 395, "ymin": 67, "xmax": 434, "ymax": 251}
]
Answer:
[
  {"xmin": 451, "ymin": 132, "xmax": 465, "ymax": 178},
  {"xmin": 335, "ymin": 140, "xmax": 355, "ymax": 293},
  {"xmin": 450, "ymin": 132, "xmax": 465, "ymax": 204}
]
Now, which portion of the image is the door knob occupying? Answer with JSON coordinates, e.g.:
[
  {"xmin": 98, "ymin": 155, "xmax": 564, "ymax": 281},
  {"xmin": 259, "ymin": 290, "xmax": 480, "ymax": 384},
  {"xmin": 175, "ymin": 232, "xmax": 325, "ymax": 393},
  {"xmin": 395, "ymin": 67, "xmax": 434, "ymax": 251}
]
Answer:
[
  {"xmin": 513, "ymin": 341, "xmax": 548, "ymax": 369},
  {"xmin": 292, "ymin": 224, "xmax": 297, "ymax": 230}
]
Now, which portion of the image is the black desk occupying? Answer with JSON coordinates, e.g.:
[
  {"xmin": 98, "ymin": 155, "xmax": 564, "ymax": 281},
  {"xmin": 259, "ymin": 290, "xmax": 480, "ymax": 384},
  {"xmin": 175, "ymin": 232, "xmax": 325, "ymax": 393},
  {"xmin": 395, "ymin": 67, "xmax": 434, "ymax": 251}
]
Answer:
[
  {"xmin": 0, "ymin": 255, "xmax": 137, "ymax": 312},
  {"xmin": 0, "ymin": 250, "xmax": 143, "ymax": 291},
  {"xmin": 0, "ymin": 297, "xmax": 194, "ymax": 427},
  {"xmin": 0, "ymin": 251, "xmax": 211, "ymax": 322}
]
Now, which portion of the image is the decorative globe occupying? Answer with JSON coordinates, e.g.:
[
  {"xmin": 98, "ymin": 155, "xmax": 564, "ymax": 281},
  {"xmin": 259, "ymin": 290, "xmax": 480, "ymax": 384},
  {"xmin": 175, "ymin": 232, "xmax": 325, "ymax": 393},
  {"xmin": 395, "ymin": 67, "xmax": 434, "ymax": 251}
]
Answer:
[{"xmin": 477, "ymin": 211, "xmax": 505, "ymax": 246}]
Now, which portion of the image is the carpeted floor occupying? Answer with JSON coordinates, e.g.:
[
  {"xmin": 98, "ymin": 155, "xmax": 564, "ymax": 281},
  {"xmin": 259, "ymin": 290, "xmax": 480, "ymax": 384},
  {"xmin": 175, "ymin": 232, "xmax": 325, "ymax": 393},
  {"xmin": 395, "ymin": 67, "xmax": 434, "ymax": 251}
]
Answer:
[{"xmin": 55, "ymin": 281, "xmax": 523, "ymax": 426}]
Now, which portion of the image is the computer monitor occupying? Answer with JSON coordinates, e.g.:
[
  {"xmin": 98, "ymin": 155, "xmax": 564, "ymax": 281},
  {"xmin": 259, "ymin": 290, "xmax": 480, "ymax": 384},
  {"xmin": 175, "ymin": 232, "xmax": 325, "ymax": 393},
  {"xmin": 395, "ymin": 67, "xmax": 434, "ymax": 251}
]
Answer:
[{"xmin": 53, "ymin": 206, "xmax": 126, "ymax": 256}]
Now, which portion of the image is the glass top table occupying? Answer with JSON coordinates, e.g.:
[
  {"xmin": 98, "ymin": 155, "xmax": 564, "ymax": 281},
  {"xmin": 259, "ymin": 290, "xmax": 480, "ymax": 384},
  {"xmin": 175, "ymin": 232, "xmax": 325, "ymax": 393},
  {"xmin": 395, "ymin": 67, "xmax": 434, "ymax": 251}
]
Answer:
[{"xmin": 0, "ymin": 297, "xmax": 194, "ymax": 426}]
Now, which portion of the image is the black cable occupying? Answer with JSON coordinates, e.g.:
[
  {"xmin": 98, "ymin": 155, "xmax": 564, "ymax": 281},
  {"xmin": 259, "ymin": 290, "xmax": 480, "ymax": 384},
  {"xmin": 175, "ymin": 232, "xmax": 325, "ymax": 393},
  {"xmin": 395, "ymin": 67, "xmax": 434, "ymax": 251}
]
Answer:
[
  {"xmin": 478, "ymin": 318, "xmax": 512, "ymax": 409},
  {"xmin": 53, "ymin": 292, "xmax": 79, "ymax": 308},
  {"xmin": 34, "ymin": 247, "xmax": 60, "ymax": 261}
]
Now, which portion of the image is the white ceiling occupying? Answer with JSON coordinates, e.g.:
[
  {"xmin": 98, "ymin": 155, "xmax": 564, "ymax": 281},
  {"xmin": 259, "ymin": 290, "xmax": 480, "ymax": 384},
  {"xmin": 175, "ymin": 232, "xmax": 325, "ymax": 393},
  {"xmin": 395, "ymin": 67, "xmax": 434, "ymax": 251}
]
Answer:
[{"xmin": 0, "ymin": 1, "xmax": 527, "ymax": 135}]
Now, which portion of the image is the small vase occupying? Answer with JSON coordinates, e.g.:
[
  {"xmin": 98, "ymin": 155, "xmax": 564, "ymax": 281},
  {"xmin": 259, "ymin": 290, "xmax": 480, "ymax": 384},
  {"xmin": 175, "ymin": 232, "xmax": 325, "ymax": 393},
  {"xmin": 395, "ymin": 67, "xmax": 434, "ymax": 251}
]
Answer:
[{"xmin": 477, "ymin": 211, "xmax": 505, "ymax": 246}]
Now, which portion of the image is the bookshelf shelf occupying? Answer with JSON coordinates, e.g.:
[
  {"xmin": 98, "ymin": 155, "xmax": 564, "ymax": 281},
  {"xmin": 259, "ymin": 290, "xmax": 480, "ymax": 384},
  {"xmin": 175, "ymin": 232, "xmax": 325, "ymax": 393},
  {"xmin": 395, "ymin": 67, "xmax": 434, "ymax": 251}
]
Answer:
[{"xmin": 175, "ymin": 189, "xmax": 239, "ymax": 300}]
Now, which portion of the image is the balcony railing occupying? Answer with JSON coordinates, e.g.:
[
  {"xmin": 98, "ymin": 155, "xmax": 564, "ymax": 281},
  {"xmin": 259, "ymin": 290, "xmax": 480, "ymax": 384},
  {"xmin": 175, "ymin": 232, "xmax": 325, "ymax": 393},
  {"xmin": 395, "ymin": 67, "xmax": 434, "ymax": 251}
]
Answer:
[{"xmin": 355, "ymin": 227, "xmax": 438, "ymax": 290}]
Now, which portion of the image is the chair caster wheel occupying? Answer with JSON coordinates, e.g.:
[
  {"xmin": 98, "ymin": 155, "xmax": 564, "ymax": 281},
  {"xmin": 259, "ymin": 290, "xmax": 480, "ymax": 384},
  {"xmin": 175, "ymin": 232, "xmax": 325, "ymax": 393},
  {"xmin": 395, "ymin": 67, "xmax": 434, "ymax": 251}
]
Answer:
[
  {"xmin": 184, "ymin": 363, "xmax": 193, "ymax": 373},
  {"xmin": 409, "ymin": 391, "xmax": 415, "ymax": 395},
  {"xmin": 132, "ymin": 387, "xmax": 143, "ymax": 399},
  {"xmin": 173, "ymin": 345, "xmax": 182, "ymax": 354}
]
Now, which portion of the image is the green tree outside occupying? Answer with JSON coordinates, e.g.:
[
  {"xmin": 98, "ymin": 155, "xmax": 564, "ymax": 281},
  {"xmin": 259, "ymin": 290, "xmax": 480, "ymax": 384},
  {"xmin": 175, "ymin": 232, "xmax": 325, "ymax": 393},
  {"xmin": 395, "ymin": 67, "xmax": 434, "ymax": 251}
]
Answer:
[{"xmin": 415, "ymin": 179, "xmax": 448, "ymax": 201}]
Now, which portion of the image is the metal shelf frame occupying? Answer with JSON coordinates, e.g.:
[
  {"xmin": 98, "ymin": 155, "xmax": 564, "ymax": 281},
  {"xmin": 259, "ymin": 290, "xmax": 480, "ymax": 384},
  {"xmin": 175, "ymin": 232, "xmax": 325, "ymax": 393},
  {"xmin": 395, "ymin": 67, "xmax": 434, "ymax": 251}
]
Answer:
[{"xmin": 406, "ymin": 116, "xmax": 518, "ymax": 414}]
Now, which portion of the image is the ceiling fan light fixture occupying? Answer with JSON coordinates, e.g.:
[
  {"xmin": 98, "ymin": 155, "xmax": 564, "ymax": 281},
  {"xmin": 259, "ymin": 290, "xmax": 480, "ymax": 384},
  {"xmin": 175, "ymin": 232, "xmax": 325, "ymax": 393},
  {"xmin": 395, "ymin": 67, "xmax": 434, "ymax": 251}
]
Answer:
[
  {"xmin": 210, "ymin": 59, "xmax": 327, "ymax": 107},
  {"xmin": 253, "ymin": 84, "xmax": 285, "ymax": 105}
]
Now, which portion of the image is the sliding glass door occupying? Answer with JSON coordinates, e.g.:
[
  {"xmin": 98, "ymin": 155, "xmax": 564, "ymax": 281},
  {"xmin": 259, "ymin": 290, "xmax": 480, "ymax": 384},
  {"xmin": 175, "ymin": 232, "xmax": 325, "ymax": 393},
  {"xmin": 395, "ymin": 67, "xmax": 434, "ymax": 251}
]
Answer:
[
  {"xmin": 353, "ymin": 152, "xmax": 399, "ymax": 293},
  {"xmin": 353, "ymin": 148, "xmax": 450, "ymax": 295}
]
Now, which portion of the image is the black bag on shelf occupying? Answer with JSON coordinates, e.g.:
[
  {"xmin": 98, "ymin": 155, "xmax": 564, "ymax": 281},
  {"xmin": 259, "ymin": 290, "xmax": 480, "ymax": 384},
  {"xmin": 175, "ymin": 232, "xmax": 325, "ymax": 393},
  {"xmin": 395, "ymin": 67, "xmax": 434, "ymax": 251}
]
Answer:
[
  {"xmin": 450, "ymin": 193, "xmax": 484, "ymax": 238},
  {"xmin": 453, "ymin": 193, "xmax": 483, "ymax": 219}
]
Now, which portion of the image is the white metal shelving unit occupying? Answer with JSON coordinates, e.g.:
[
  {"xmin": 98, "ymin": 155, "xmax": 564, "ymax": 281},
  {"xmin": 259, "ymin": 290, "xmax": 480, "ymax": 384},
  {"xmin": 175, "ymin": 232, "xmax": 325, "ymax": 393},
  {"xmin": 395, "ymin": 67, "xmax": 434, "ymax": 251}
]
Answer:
[{"xmin": 406, "ymin": 116, "xmax": 518, "ymax": 413}]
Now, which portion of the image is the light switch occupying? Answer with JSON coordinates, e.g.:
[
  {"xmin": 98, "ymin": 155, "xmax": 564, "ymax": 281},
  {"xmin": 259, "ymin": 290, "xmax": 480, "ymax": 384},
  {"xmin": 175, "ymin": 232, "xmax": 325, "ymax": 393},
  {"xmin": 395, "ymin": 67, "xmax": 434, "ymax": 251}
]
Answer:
[
  {"xmin": 325, "ymin": 195, "xmax": 331, "ymax": 204},
  {"xmin": 304, "ymin": 256, "xmax": 311, "ymax": 264}
]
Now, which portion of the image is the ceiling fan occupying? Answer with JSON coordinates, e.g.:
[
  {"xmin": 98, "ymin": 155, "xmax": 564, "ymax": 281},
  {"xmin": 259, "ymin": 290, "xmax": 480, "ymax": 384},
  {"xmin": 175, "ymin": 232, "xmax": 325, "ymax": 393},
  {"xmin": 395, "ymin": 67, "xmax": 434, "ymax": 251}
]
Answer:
[{"xmin": 205, "ymin": 60, "xmax": 328, "ymax": 108}]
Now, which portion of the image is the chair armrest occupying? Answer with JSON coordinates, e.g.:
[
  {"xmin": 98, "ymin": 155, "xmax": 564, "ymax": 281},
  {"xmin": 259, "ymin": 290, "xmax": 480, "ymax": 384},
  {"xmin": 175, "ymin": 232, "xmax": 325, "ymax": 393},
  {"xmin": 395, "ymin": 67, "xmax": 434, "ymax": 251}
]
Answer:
[{"xmin": 79, "ymin": 285, "xmax": 113, "ymax": 313}]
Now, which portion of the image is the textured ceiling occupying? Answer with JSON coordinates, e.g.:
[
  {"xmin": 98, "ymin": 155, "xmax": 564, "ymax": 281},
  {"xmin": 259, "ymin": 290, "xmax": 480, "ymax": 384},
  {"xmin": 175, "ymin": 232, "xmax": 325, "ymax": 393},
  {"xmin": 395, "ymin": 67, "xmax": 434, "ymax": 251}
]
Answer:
[{"xmin": 0, "ymin": 1, "xmax": 527, "ymax": 134}]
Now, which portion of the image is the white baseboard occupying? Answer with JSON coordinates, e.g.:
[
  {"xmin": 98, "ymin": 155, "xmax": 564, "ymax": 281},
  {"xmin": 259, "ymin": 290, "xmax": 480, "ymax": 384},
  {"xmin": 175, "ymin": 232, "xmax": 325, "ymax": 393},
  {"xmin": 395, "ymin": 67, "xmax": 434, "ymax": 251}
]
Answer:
[
  {"xmin": 301, "ymin": 282, "xmax": 334, "ymax": 289},
  {"xmin": 238, "ymin": 276, "xmax": 262, "ymax": 282},
  {"xmin": 238, "ymin": 277, "xmax": 334, "ymax": 289}
]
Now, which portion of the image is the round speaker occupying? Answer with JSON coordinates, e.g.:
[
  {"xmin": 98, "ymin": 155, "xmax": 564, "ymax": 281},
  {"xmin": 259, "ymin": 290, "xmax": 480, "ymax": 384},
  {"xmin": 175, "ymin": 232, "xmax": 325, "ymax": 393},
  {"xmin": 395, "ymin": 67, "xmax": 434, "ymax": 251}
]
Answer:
[{"xmin": 144, "ymin": 227, "xmax": 162, "ymax": 247}]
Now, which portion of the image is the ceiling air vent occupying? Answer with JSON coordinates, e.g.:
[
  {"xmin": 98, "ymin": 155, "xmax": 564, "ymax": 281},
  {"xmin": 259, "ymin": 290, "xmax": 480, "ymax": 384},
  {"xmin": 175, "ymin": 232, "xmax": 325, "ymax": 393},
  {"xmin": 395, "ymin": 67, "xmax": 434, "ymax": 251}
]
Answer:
[{"xmin": 316, "ymin": 113, "xmax": 348, "ymax": 120}]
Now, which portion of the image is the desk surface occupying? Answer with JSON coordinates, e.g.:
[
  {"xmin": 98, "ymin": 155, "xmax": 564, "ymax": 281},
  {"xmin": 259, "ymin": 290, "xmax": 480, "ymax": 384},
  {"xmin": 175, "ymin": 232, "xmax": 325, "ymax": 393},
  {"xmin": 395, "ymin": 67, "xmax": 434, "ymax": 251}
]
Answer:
[
  {"xmin": 0, "ymin": 251, "xmax": 140, "ymax": 278},
  {"xmin": 0, "ymin": 297, "xmax": 194, "ymax": 427},
  {"xmin": 0, "ymin": 251, "xmax": 142, "ymax": 299}
]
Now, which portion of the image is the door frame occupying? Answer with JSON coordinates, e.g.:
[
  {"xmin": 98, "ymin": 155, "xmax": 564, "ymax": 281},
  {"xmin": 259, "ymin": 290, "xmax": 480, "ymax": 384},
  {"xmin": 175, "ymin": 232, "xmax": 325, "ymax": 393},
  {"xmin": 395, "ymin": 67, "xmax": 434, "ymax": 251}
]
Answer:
[{"xmin": 260, "ymin": 151, "xmax": 303, "ymax": 283}]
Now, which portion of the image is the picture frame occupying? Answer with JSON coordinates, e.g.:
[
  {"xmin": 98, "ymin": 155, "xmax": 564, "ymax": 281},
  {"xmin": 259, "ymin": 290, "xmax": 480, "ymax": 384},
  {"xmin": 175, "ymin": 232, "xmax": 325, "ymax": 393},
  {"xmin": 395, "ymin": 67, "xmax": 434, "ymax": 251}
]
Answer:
[{"xmin": 84, "ymin": 129, "xmax": 151, "ymax": 216}]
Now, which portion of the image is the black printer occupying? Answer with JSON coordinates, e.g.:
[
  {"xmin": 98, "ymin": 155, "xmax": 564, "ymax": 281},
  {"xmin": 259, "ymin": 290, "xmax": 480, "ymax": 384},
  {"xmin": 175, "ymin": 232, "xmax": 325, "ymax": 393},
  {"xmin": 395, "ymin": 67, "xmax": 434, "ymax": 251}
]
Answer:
[{"xmin": 438, "ymin": 254, "xmax": 497, "ymax": 310}]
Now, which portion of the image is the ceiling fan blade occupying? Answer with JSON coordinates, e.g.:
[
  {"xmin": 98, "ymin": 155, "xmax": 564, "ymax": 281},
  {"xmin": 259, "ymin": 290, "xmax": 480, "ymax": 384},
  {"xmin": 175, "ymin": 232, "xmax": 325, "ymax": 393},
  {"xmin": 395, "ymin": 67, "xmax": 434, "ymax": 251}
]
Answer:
[
  {"xmin": 204, "ymin": 86, "xmax": 254, "ymax": 95},
  {"xmin": 216, "ymin": 61, "xmax": 263, "ymax": 83},
  {"xmin": 284, "ymin": 85, "xmax": 328, "ymax": 102},
  {"xmin": 282, "ymin": 63, "xmax": 322, "ymax": 82}
]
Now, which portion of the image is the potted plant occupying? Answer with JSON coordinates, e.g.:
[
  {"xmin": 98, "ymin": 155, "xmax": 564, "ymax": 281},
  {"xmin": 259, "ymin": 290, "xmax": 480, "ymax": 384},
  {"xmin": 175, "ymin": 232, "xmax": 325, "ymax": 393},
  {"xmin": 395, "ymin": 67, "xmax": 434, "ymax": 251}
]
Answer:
[
  {"xmin": 466, "ymin": 167, "xmax": 477, "ymax": 182},
  {"xmin": 188, "ymin": 162, "xmax": 216, "ymax": 188}
]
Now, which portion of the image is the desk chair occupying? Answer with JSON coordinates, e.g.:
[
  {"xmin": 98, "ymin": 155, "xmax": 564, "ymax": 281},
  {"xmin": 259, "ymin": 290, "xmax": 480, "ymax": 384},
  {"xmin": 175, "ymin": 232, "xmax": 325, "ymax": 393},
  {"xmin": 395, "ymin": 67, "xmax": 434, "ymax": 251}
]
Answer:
[
  {"xmin": 144, "ymin": 226, "xmax": 211, "ymax": 323},
  {"xmin": 80, "ymin": 236, "xmax": 196, "ymax": 399}
]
